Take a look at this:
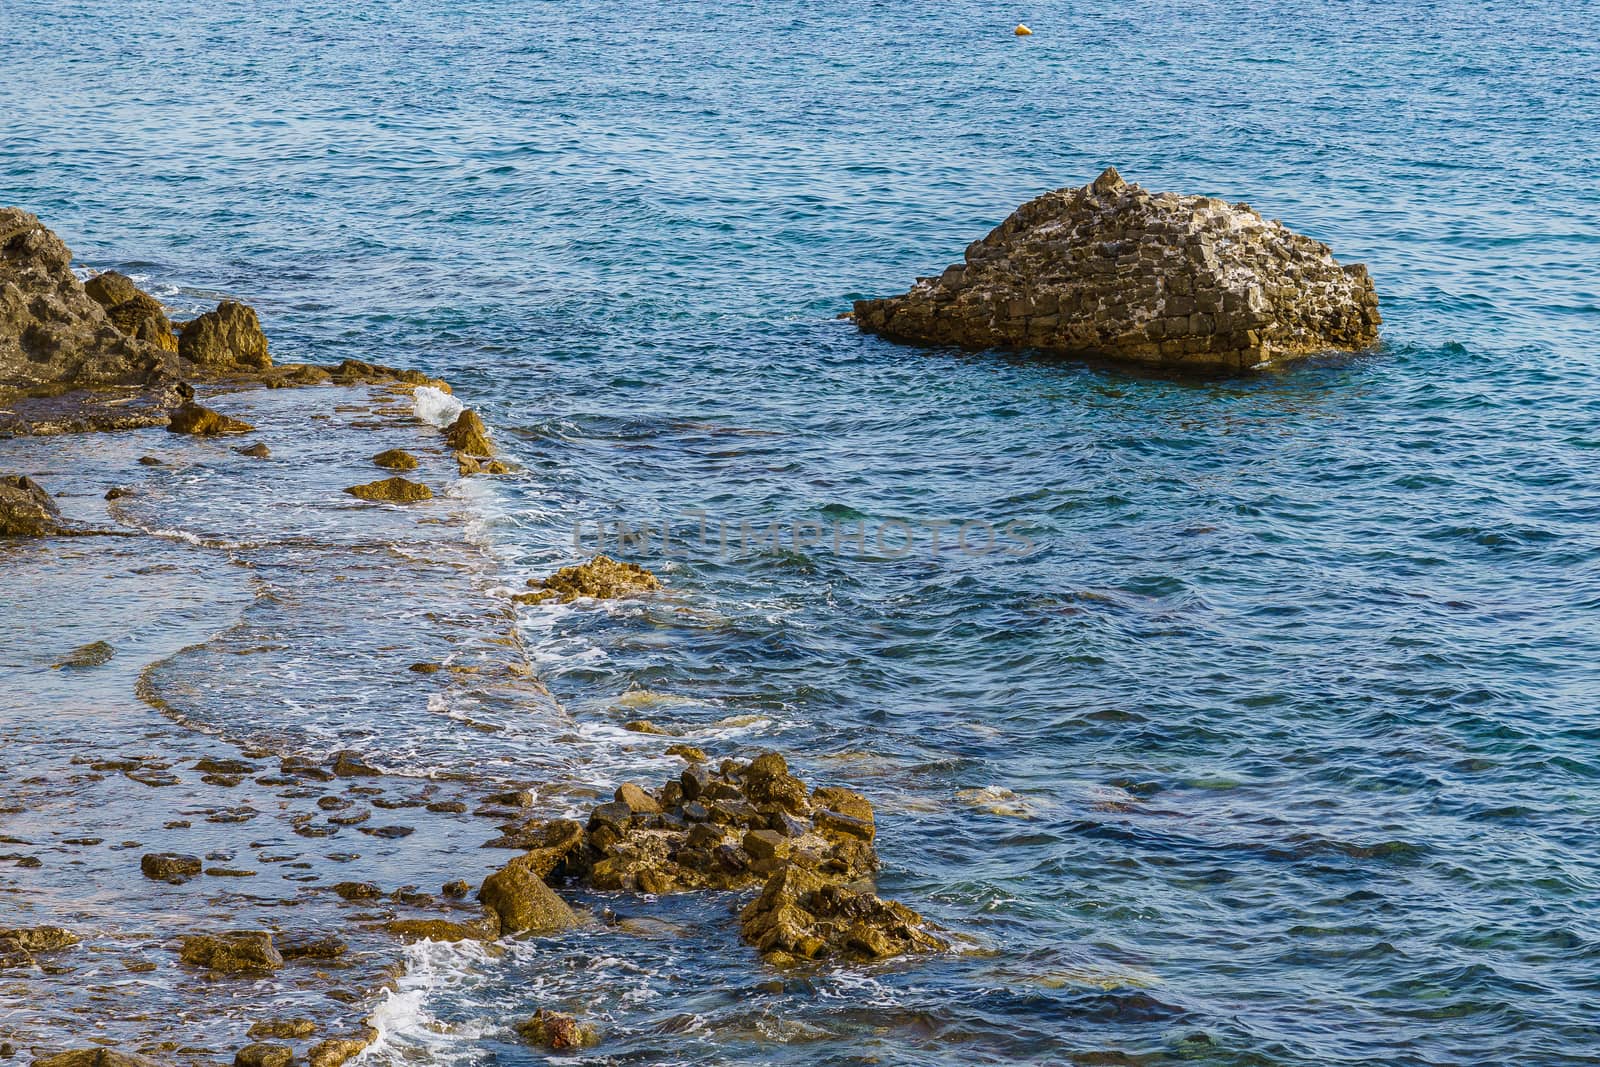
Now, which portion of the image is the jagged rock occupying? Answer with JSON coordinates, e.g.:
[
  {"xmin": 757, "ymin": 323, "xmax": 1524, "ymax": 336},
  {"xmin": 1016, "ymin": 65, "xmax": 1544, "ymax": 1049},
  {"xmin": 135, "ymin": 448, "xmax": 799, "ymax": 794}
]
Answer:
[
  {"xmin": 515, "ymin": 555, "xmax": 661, "ymax": 605},
  {"xmin": 342, "ymin": 476, "xmax": 431, "ymax": 503},
  {"xmin": 855, "ymin": 167, "xmax": 1380, "ymax": 372},
  {"xmin": 177, "ymin": 930, "xmax": 283, "ymax": 973},
  {"xmin": 0, "ymin": 925, "xmax": 78, "ymax": 966},
  {"xmin": 566, "ymin": 752, "xmax": 877, "ymax": 894},
  {"xmin": 739, "ymin": 864, "xmax": 946, "ymax": 964},
  {"xmin": 371, "ymin": 448, "xmax": 418, "ymax": 470},
  {"xmin": 234, "ymin": 1044, "xmax": 293, "ymax": 1067},
  {"xmin": 329, "ymin": 358, "xmax": 442, "ymax": 390},
  {"xmin": 455, "ymin": 451, "xmax": 513, "ymax": 476},
  {"xmin": 481, "ymin": 818, "xmax": 585, "ymax": 873},
  {"xmin": 478, "ymin": 855, "xmax": 580, "ymax": 934},
  {"xmin": 0, "ymin": 208, "xmax": 169, "ymax": 393},
  {"xmin": 33, "ymin": 1051, "xmax": 164, "ymax": 1067},
  {"xmin": 85, "ymin": 271, "xmax": 177, "ymax": 352},
  {"xmin": 178, "ymin": 300, "xmax": 270, "ymax": 371},
  {"xmin": 0, "ymin": 474, "xmax": 64, "ymax": 536},
  {"xmin": 443, "ymin": 409, "xmax": 492, "ymax": 456},
  {"xmin": 141, "ymin": 852, "xmax": 203, "ymax": 884},
  {"xmin": 515, "ymin": 1010, "xmax": 599, "ymax": 1051},
  {"xmin": 305, "ymin": 1031, "xmax": 376, "ymax": 1067},
  {"xmin": 166, "ymin": 401, "xmax": 254, "ymax": 435}
]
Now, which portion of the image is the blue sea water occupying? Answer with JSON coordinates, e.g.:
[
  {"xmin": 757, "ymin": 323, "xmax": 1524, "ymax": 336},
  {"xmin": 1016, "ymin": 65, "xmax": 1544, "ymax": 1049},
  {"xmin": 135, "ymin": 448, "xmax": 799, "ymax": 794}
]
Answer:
[{"xmin": 5, "ymin": 0, "xmax": 1600, "ymax": 1063}]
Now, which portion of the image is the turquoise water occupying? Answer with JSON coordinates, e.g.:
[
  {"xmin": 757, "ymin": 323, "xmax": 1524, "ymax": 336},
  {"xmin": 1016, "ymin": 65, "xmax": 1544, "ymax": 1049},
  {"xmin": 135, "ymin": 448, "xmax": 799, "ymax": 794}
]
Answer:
[{"xmin": 7, "ymin": 0, "xmax": 1600, "ymax": 1063}]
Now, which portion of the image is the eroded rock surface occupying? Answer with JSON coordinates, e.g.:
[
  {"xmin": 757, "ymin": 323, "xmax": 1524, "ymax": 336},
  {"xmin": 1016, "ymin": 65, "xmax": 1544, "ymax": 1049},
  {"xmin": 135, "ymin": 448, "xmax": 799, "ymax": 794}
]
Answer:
[
  {"xmin": 0, "ymin": 473, "xmax": 64, "ymax": 536},
  {"xmin": 342, "ymin": 477, "xmax": 432, "ymax": 503},
  {"xmin": 179, "ymin": 300, "xmax": 270, "ymax": 371},
  {"xmin": 855, "ymin": 167, "xmax": 1380, "ymax": 372},
  {"xmin": 516, "ymin": 554, "xmax": 661, "ymax": 604}
]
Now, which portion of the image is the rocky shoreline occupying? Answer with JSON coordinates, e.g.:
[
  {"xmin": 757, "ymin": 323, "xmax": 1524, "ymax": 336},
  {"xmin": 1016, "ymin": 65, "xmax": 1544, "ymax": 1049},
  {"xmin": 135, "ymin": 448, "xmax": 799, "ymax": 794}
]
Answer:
[{"xmin": 1, "ymin": 211, "xmax": 948, "ymax": 1064}]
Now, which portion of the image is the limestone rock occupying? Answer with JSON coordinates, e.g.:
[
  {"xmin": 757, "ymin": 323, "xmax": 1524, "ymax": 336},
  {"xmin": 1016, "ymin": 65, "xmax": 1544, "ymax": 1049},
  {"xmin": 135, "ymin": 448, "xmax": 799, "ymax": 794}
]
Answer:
[
  {"xmin": 0, "ymin": 474, "xmax": 64, "ymax": 536},
  {"xmin": 177, "ymin": 931, "xmax": 283, "ymax": 973},
  {"xmin": 83, "ymin": 270, "xmax": 141, "ymax": 307},
  {"xmin": 33, "ymin": 1051, "xmax": 164, "ymax": 1067},
  {"xmin": 739, "ymin": 865, "xmax": 946, "ymax": 964},
  {"xmin": 166, "ymin": 401, "xmax": 254, "ymax": 435},
  {"xmin": 443, "ymin": 409, "xmax": 491, "ymax": 456},
  {"xmin": 246, "ymin": 1020, "xmax": 317, "ymax": 1039},
  {"xmin": 305, "ymin": 1031, "xmax": 376, "ymax": 1067},
  {"xmin": 515, "ymin": 1010, "xmax": 599, "ymax": 1051},
  {"xmin": 234, "ymin": 1044, "xmax": 293, "ymax": 1067},
  {"xmin": 516, "ymin": 555, "xmax": 661, "ymax": 605},
  {"xmin": 178, "ymin": 300, "xmax": 270, "ymax": 371},
  {"xmin": 384, "ymin": 914, "xmax": 500, "ymax": 942},
  {"xmin": 478, "ymin": 855, "xmax": 580, "ymax": 934},
  {"xmin": 0, "ymin": 208, "xmax": 170, "ymax": 393},
  {"xmin": 141, "ymin": 852, "xmax": 203, "ymax": 883},
  {"xmin": 342, "ymin": 476, "xmax": 431, "ymax": 503},
  {"xmin": 854, "ymin": 167, "xmax": 1380, "ymax": 372},
  {"xmin": 371, "ymin": 448, "xmax": 418, "ymax": 470},
  {"xmin": 84, "ymin": 272, "xmax": 177, "ymax": 352},
  {"xmin": 0, "ymin": 925, "xmax": 78, "ymax": 965}
]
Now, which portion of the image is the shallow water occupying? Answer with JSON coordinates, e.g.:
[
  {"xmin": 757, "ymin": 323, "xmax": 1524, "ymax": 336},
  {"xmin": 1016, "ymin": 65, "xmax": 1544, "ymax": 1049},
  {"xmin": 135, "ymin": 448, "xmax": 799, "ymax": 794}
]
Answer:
[{"xmin": 5, "ymin": 0, "xmax": 1600, "ymax": 1064}]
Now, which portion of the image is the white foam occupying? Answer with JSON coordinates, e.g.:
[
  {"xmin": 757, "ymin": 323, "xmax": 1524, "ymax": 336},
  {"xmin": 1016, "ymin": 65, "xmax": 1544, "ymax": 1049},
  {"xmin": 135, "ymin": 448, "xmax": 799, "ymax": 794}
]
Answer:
[{"xmin": 412, "ymin": 385, "xmax": 464, "ymax": 428}]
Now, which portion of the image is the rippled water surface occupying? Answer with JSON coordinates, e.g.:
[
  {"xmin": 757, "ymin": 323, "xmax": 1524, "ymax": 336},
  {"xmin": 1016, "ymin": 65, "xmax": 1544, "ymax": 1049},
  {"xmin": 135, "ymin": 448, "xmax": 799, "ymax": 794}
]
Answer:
[{"xmin": 5, "ymin": 0, "xmax": 1600, "ymax": 1063}]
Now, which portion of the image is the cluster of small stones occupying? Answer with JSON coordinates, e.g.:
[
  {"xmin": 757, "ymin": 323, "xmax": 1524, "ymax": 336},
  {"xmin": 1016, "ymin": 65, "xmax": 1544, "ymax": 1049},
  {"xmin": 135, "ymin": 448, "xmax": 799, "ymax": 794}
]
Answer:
[
  {"xmin": 515, "ymin": 554, "xmax": 662, "ymax": 605},
  {"xmin": 854, "ymin": 167, "xmax": 1381, "ymax": 372},
  {"xmin": 537, "ymin": 752, "xmax": 944, "ymax": 964}
]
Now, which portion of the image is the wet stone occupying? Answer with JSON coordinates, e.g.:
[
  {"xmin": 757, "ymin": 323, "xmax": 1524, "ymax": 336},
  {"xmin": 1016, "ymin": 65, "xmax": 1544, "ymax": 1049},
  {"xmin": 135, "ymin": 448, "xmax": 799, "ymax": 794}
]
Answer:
[{"xmin": 141, "ymin": 852, "xmax": 203, "ymax": 883}]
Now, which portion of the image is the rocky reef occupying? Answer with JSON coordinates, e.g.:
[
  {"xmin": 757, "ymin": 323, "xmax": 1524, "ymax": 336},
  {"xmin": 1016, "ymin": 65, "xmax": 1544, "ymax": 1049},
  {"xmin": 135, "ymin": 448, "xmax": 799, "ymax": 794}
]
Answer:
[
  {"xmin": 0, "ymin": 208, "xmax": 449, "ymax": 436},
  {"xmin": 516, "ymin": 554, "xmax": 662, "ymax": 604},
  {"xmin": 854, "ymin": 167, "xmax": 1380, "ymax": 372}
]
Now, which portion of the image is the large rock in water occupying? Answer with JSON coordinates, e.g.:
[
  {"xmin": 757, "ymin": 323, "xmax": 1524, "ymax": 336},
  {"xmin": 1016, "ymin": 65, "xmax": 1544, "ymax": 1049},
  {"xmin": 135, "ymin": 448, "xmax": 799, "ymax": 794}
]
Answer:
[
  {"xmin": 0, "ymin": 474, "xmax": 65, "ymax": 536},
  {"xmin": 854, "ymin": 167, "xmax": 1381, "ymax": 372},
  {"xmin": 179, "ymin": 300, "xmax": 270, "ymax": 370},
  {"xmin": 0, "ymin": 208, "xmax": 169, "ymax": 390}
]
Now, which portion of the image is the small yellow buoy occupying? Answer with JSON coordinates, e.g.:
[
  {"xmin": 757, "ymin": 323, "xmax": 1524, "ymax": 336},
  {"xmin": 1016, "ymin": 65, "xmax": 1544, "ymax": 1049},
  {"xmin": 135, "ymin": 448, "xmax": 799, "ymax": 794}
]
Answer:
[{"xmin": 1015, "ymin": 23, "xmax": 1033, "ymax": 36}]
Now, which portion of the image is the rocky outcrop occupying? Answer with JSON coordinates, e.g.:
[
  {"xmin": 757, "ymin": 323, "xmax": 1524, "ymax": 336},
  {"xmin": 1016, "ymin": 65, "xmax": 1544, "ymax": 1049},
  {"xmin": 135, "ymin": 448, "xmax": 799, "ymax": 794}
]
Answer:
[
  {"xmin": 0, "ymin": 925, "xmax": 79, "ymax": 968},
  {"xmin": 85, "ymin": 271, "xmax": 178, "ymax": 352},
  {"xmin": 179, "ymin": 300, "xmax": 270, "ymax": 371},
  {"xmin": 515, "ymin": 554, "xmax": 661, "ymax": 605},
  {"xmin": 516, "ymin": 1011, "xmax": 599, "ymax": 1051},
  {"xmin": 0, "ymin": 209, "xmax": 168, "ymax": 391},
  {"xmin": 176, "ymin": 930, "xmax": 283, "ymax": 973},
  {"xmin": 854, "ymin": 167, "xmax": 1380, "ymax": 372},
  {"xmin": 477, "ymin": 855, "xmax": 579, "ymax": 934},
  {"xmin": 535, "ymin": 752, "xmax": 944, "ymax": 965},
  {"xmin": 443, "ymin": 409, "xmax": 492, "ymax": 457},
  {"xmin": 166, "ymin": 400, "xmax": 254, "ymax": 435},
  {"xmin": 371, "ymin": 448, "xmax": 417, "ymax": 471},
  {"xmin": 343, "ymin": 477, "xmax": 432, "ymax": 503},
  {"xmin": 33, "ymin": 1050, "xmax": 163, "ymax": 1067},
  {"xmin": 0, "ymin": 474, "xmax": 64, "ymax": 536}
]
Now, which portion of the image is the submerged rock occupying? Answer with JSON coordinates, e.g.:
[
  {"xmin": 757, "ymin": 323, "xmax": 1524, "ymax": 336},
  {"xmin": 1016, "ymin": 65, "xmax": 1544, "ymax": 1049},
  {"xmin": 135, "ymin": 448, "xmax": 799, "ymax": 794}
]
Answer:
[
  {"xmin": 371, "ymin": 447, "xmax": 418, "ymax": 470},
  {"xmin": 166, "ymin": 400, "xmax": 254, "ymax": 435},
  {"xmin": 443, "ymin": 409, "xmax": 492, "ymax": 456},
  {"xmin": 739, "ymin": 864, "xmax": 944, "ymax": 964},
  {"xmin": 235, "ymin": 441, "xmax": 271, "ymax": 458},
  {"xmin": 515, "ymin": 1010, "xmax": 599, "ymax": 1051},
  {"xmin": 455, "ymin": 451, "xmax": 513, "ymax": 476},
  {"xmin": 342, "ymin": 476, "xmax": 432, "ymax": 503},
  {"xmin": 383, "ymin": 914, "xmax": 500, "ymax": 942},
  {"xmin": 56, "ymin": 639, "xmax": 114, "ymax": 669},
  {"xmin": 854, "ymin": 167, "xmax": 1380, "ymax": 372},
  {"xmin": 33, "ymin": 1051, "xmax": 163, "ymax": 1067},
  {"xmin": 178, "ymin": 300, "xmax": 270, "ymax": 371},
  {"xmin": 177, "ymin": 930, "xmax": 283, "ymax": 973},
  {"xmin": 305, "ymin": 1031, "xmax": 377, "ymax": 1067},
  {"xmin": 234, "ymin": 1044, "xmax": 293, "ymax": 1067},
  {"xmin": 0, "ymin": 474, "xmax": 64, "ymax": 536},
  {"xmin": 516, "ymin": 554, "xmax": 661, "ymax": 605},
  {"xmin": 0, "ymin": 925, "xmax": 79, "ymax": 968}
]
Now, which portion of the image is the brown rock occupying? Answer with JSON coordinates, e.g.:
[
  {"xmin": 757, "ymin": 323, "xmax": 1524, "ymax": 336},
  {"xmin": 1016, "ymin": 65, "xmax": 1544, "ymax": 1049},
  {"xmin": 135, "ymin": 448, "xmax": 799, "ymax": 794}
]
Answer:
[
  {"xmin": 141, "ymin": 852, "xmax": 203, "ymax": 883},
  {"xmin": 615, "ymin": 782, "xmax": 661, "ymax": 815},
  {"xmin": 166, "ymin": 400, "xmax": 254, "ymax": 435},
  {"xmin": 0, "ymin": 474, "xmax": 64, "ymax": 537},
  {"xmin": 247, "ymin": 1020, "xmax": 317, "ymax": 1039},
  {"xmin": 515, "ymin": 1010, "xmax": 599, "ymax": 1050},
  {"xmin": 854, "ymin": 168, "xmax": 1380, "ymax": 372},
  {"xmin": 517, "ymin": 555, "xmax": 661, "ymax": 605},
  {"xmin": 305, "ymin": 1032, "xmax": 376, "ymax": 1067},
  {"xmin": 372, "ymin": 448, "xmax": 418, "ymax": 470},
  {"xmin": 33, "ymin": 1051, "xmax": 163, "ymax": 1067},
  {"xmin": 384, "ymin": 914, "xmax": 499, "ymax": 942},
  {"xmin": 478, "ymin": 856, "xmax": 580, "ymax": 934},
  {"xmin": 178, "ymin": 300, "xmax": 270, "ymax": 371},
  {"xmin": 236, "ymin": 442, "xmax": 271, "ymax": 458},
  {"xmin": 177, "ymin": 931, "xmax": 283, "ymax": 973},
  {"xmin": 234, "ymin": 1044, "xmax": 293, "ymax": 1067},
  {"xmin": 342, "ymin": 477, "xmax": 431, "ymax": 503},
  {"xmin": 443, "ymin": 409, "xmax": 492, "ymax": 456}
]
